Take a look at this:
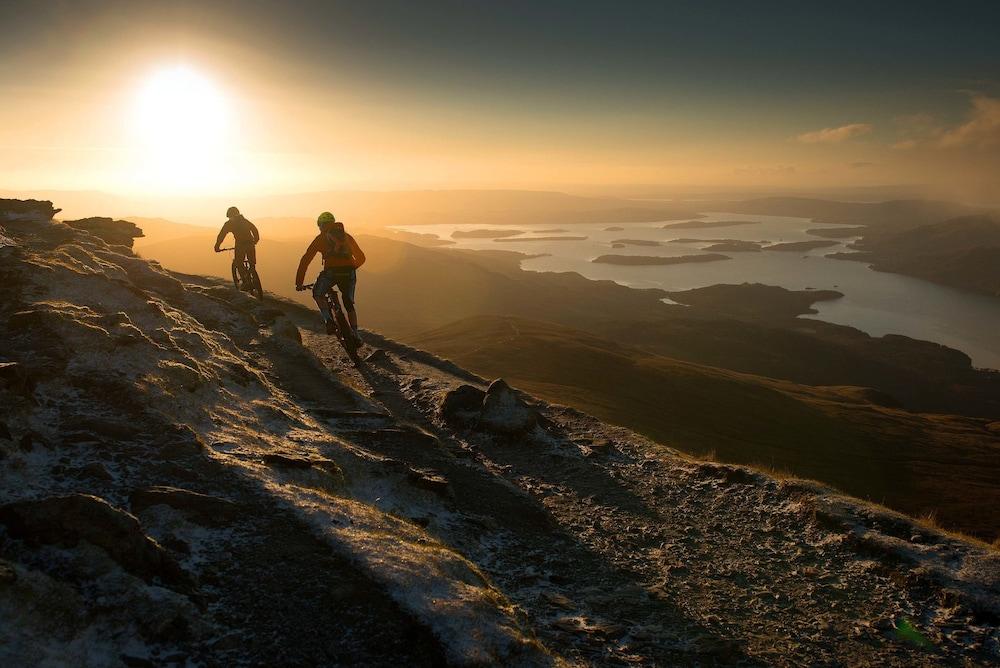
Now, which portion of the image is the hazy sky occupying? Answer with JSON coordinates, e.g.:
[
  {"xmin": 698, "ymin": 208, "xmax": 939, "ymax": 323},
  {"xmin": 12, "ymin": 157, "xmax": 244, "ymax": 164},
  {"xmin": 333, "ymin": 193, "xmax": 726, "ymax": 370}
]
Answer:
[{"xmin": 2, "ymin": 1, "xmax": 999, "ymax": 201}]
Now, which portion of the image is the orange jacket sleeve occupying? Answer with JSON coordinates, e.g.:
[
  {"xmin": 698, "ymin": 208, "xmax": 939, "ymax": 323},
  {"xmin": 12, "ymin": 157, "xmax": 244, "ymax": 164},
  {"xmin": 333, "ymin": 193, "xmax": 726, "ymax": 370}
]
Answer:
[
  {"xmin": 296, "ymin": 236, "xmax": 322, "ymax": 286},
  {"xmin": 349, "ymin": 235, "xmax": 366, "ymax": 268}
]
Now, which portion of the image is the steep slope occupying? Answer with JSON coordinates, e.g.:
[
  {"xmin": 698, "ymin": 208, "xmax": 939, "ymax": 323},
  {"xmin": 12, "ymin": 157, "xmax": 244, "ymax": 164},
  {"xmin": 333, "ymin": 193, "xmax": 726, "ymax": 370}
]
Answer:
[
  {"xmin": 409, "ymin": 315, "xmax": 1000, "ymax": 540},
  {"xmin": 0, "ymin": 202, "xmax": 545, "ymax": 665},
  {"xmin": 6, "ymin": 200, "xmax": 998, "ymax": 666}
]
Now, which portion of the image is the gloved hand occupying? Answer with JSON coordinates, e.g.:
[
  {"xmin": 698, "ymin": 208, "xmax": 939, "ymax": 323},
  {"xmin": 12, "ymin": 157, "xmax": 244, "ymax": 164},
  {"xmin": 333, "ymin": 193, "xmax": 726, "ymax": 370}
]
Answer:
[
  {"xmin": 295, "ymin": 284, "xmax": 305, "ymax": 292},
  {"xmin": 214, "ymin": 247, "xmax": 221, "ymax": 253}
]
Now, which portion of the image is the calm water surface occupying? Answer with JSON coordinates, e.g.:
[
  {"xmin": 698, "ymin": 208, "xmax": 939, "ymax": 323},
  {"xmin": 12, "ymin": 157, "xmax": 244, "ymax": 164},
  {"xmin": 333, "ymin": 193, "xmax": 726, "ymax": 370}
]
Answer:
[{"xmin": 393, "ymin": 212, "xmax": 1000, "ymax": 369}]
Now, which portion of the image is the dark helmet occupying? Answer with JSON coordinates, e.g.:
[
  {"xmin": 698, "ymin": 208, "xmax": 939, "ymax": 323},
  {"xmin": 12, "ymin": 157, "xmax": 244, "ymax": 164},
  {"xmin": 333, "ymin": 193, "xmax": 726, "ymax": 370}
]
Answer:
[{"xmin": 226, "ymin": 206, "xmax": 240, "ymax": 218}]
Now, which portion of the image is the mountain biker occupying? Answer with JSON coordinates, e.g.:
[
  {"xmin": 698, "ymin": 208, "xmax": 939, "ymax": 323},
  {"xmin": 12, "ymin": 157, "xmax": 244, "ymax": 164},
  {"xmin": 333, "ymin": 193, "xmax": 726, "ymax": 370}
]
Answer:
[
  {"xmin": 214, "ymin": 206, "xmax": 260, "ymax": 289},
  {"xmin": 295, "ymin": 212, "xmax": 366, "ymax": 343}
]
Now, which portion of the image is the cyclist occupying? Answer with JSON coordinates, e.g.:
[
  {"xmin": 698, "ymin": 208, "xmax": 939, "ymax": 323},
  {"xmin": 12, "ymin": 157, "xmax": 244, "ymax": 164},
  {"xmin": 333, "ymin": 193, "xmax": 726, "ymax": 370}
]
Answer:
[
  {"xmin": 295, "ymin": 212, "xmax": 366, "ymax": 343},
  {"xmin": 214, "ymin": 206, "xmax": 260, "ymax": 289}
]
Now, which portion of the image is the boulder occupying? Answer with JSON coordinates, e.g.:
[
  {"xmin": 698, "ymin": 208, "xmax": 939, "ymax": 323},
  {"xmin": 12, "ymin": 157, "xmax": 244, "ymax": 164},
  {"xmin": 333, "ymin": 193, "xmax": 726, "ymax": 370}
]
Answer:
[
  {"xmin": 63, "ymin": 217, "xmax": 144, "ymax": 248},
  {"xmin": 440, "ymin": 384, "xmax": 486, "ymax": 425},
  {"xmin": 0, "ymin": 494, "xmax": 184, "ymax": 585},
  {"xmin": 478, "ymin": 379, "xmax": 539, "ymax": 435},
  {"xmin": 130, "ymin": 486, "xmax": 240, "ymax": 526}
]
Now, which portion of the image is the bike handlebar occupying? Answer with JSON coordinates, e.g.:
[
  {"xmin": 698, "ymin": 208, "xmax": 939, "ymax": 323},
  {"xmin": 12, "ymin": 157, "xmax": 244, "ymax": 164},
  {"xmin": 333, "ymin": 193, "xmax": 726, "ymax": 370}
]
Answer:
[{"xmin": 217, "ymin": 247, "xmax": 235, "ymax": 252}]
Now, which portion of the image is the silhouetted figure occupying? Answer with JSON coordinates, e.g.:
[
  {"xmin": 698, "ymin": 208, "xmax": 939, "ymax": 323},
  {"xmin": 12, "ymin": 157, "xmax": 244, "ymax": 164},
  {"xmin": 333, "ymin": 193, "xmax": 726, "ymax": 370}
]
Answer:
[
  {"xmin": 214, "ymin": 206, "xmax": 260, "ymax": 288},
  {"xmin": 296, "ymin": 212, "xmax": 366, "ymax": 344}
]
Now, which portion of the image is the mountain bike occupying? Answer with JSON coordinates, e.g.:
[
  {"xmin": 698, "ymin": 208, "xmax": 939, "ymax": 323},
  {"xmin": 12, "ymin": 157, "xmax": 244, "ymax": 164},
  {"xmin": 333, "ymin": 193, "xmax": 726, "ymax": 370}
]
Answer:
[
  {"xmin": 301, "ymin": 281, "xmax": 361, "ymax": 362},
  {"xmin": 219, "ymin": 247, "xmax": 263, "ymax": 300}
]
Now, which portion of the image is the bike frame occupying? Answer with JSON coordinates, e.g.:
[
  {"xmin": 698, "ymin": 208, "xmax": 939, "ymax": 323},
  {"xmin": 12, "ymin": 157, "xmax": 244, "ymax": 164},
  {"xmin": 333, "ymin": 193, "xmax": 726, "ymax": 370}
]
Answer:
[
  {"xmin": 220, "ymin": 247, "xmax": 262, "ymax": 299},
  {"xmin": 301, "ymin": 281, "xmax": 359, "ymax": 360}
]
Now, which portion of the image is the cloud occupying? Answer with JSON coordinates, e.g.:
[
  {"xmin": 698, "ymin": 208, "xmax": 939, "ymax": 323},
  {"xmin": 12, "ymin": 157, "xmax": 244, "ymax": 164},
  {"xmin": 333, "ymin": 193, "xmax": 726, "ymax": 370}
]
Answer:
[
  {"xmin": 796, "ymin": 123, "xmax": 873, "ymax": 144},
  {"xmin": 938, "ymin": 95, "xmax": 1000, "ymax": 148},
  {"xmin": 892, "ymin": 96, "xmax": 1000, "ymax": 150}
]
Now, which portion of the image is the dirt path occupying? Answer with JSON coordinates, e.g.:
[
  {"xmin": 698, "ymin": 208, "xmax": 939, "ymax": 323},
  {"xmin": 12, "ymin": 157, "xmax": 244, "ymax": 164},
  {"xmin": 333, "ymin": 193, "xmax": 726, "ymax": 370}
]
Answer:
[{"xmin": 296, "ymin": 323, "xmax": 1000, "ymax": 667}]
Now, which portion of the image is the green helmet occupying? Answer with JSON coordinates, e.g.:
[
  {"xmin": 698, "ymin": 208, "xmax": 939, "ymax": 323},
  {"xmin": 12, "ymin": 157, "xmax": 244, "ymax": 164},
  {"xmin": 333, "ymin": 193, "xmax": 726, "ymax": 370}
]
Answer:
[{"xmin": 316, "ymin": 211, "xmax": 336, "ymax": 229}]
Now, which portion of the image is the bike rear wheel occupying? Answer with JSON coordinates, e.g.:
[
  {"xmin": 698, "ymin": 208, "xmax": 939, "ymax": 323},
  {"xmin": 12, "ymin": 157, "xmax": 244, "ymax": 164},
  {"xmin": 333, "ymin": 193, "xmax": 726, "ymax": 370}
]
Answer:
[{"xmin": 328, "ymin": 292, "xmax": 360, "ymax": 362}]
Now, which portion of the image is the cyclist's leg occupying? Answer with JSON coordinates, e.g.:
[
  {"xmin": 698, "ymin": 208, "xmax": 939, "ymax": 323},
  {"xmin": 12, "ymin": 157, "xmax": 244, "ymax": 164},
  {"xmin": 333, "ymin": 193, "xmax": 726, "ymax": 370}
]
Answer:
[
  {"xmin": 333, "ymin": 270, "xmax": 360, "ymax": 341},
  {"xmin": 341, "ymin": 270, "xmax": 359, "ymax": 331},
  {"xmin": 311, "ymin": 270, "xmax": 335, "ymax": 322},
  {"xmin": 234, "ymin": 245, "xmax": 251, "ymax": 286}
]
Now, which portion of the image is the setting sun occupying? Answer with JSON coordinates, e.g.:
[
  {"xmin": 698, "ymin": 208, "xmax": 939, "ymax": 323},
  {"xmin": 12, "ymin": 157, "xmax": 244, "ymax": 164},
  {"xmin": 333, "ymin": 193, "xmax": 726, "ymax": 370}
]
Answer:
[{"xmin": 128, "ymin": 65, "xmax": 234, "ymax": 191}]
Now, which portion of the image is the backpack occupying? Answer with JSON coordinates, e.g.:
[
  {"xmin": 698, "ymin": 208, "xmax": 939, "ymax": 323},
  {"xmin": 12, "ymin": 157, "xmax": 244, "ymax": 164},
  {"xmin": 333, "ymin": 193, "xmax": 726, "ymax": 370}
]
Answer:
[{"xmin": 323, "ymin": 231, "xmax": 352, "ymax": 260}]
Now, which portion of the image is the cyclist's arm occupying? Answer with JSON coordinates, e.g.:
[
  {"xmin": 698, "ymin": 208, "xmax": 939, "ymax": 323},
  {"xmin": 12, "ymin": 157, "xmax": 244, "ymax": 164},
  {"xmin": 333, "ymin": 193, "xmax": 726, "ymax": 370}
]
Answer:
[
  {"xmin": 214, "ymin": 222, "xmax": 230, "ymax": 252},
  {"xmin": 249, "ymin": 220, "xmax": 260, "ymax": 244},
  {"xmin": 349, "ymin": 235, "xmax": 366, "ymax": 268},
  {"xmin": 295, "ymin": 236, "xmax": 322, "ymax": 287}
]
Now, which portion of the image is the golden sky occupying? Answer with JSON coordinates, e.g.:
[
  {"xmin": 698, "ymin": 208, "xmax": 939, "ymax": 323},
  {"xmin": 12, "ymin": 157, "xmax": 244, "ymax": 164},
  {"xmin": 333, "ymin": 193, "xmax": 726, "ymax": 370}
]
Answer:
[{"xmin": 2, "ymin": 2, "xmax": 998, "ymax": 203}]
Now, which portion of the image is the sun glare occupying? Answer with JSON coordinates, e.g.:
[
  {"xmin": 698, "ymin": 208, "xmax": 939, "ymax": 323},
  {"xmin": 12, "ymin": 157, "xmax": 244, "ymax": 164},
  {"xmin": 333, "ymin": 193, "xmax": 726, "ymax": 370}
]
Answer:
[{"xmin": 128, "ymin": 65, "xmax": 236, "ymax": 192}]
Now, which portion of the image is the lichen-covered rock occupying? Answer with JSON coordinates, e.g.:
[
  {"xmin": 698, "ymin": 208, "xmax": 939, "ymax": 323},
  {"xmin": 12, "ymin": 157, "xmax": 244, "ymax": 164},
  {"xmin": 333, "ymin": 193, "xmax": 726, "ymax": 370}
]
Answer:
[
  {"xmin": 478, "ymin": 379, "xmax": 538, "ymax": 435},
  {"xmin": 0, "ymin": 494, "xmax": 185, "ymax": 586}
]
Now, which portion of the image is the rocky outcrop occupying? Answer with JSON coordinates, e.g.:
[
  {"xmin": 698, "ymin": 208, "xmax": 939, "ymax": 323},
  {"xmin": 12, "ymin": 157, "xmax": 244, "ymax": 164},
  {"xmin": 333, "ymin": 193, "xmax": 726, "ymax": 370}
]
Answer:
[
  {"xmin": 63, "ymin": 217, "xmax": 144, "ymax": 248},
  {"xmin": 130, "ymin": 486, "xmax": 241, "ymax": 527},
  {"xmin": 0, "ymin": 198, "xmax": 60, "ymax": 220},
  {"xmin": 0, "ymin": 494, "xmax": 184, "ymax": 585}
]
